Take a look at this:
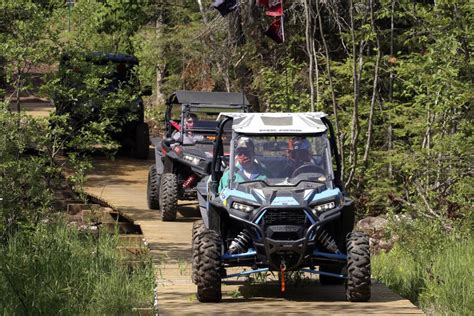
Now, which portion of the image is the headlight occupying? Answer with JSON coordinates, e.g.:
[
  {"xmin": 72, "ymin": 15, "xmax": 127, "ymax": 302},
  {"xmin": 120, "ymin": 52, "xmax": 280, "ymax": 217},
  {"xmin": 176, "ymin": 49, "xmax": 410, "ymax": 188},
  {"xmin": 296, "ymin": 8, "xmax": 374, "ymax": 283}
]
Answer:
[
  {"xmin": 183, "ymin": 154, "xmax": 201, "ymax": 165},
  {"xmin": 231, "ymin": 202, "xmax": 255, "ymax": 213},
  {"xmin": 311, "ymin": 201, "xmax": 336, "ymax": 215}
]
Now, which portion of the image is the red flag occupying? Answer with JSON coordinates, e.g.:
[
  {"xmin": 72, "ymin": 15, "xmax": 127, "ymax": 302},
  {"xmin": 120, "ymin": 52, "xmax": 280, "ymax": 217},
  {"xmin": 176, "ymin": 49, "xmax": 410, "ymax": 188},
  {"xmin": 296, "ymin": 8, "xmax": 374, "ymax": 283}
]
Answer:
[
  {"xmin": 265, "ymin": 0, "xmax": 283, "ymax": 17},
  {"xmin": 264, "ymin": 16, "xmax": 284, "ymax": 43}
]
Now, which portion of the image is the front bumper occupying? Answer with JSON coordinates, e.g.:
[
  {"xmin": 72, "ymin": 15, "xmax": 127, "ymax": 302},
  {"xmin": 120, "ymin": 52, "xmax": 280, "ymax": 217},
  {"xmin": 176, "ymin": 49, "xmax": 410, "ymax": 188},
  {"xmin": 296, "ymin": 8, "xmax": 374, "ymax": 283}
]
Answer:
[{"xmin": 226, "ymin": 202, "xmax": 348, "ymax": 270}]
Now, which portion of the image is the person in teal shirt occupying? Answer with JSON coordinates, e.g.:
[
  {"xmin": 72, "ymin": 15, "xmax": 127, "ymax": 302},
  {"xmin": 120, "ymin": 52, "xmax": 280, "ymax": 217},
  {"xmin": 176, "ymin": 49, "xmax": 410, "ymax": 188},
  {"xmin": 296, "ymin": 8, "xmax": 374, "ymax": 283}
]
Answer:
[{"xmin": 218, "ymin": 137, "xmax": 267, "ymax": 192}]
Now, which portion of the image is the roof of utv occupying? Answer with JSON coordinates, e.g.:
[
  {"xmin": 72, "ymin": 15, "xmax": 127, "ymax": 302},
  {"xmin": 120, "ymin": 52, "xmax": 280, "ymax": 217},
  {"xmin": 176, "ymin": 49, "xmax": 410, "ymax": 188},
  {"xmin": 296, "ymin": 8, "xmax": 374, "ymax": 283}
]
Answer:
[
  {"xmin": 61, "ymin": 52, "xmax": 139, "ymax": 65},
  {"xmin": 169, "ymin": 90, "xmax": 249, "ymax": 107},
  {"xmin": 218, "ymin": 112, "xmax": 328, "ymax": 134}
]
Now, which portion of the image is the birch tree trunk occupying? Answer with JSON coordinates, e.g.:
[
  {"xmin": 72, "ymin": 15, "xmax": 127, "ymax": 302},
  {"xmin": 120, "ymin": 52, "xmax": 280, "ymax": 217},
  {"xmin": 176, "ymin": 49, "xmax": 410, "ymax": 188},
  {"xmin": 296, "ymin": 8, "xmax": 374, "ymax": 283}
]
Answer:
[
  {"xmin": 197, "ymin": 0, "xmax": 231, "ymax": 91},
  {"xmin": 345, "ymin": 0, "xmax": 363, "ymax": 187},
  {"xmin": 315, "ymin": 0, "xmax": 343, "ymax": 173},
  {"xmin": 312, "ymin": 43, "xmax": 321, "ymax": 111},
  {"xmin": 155, "ymin": 13, "xmax": 165, "ymax": 106},
  {"xmin": 303, "ymin": 0, "xmax": 315, "ymax": 112},
  {"xmin": 362, "ymin": 0, "xmax": 382, "ymax": 166},
  {"xmin": 387, "ymin": 0, "xmax": 396, "ymax": 178}
]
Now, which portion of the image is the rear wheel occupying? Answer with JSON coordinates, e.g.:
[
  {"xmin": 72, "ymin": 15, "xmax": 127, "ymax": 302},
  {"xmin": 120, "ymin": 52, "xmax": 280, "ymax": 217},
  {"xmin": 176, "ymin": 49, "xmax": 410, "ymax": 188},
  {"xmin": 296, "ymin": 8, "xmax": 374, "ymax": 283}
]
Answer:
[
  {"xmin": 159, "ymin": 173, "xmax": 178, "ymax": 221},
  {"xmin": 147, "ymin": 165, "xmax": 160, "ymax": 210},
  {"xmin": 319, "ymin": 264, "xmax": 345, "ymax": 285},
  {"xmin": 192, "ymin": 220, "xmax": 205, "ymax": 284},
  {"xmin": 195, "ymin": 229, "xmax": 222, "ymax": 302},
  {"xmin": 346, "ymin": 232, "xmax": 371, "ymax": 302}
]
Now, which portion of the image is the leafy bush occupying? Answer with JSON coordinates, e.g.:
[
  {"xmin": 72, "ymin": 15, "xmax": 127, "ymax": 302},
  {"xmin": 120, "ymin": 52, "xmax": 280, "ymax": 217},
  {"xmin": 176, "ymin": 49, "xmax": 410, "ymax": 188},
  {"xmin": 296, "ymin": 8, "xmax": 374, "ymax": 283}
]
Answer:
[
  {"xmin": 373, "ymin": 218, "xmax": 473, "ymax": 315},
  {"xmin": 0, "ymin": 222, "xmax": 155, "ymax": 314},
  {"xmin": 0, "ymin": 105, "xmax": 58, "ymax": 240},
  {"xmin": 45, "ymin": 53, "xmax": 144, "ymax": 155}
]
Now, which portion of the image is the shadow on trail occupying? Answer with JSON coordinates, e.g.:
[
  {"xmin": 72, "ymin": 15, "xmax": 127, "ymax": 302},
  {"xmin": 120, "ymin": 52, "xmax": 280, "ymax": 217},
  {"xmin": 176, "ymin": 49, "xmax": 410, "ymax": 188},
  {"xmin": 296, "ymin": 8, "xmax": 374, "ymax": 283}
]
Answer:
[
  {"xmin": 220, "ymin": 282, "xmax": 408, "ymax": 304},
  {"xmin": 86, "ymin": 154, "xmax": 153, "ymax": 186},
  {"xmin": 116, "ymin": 206, "xmax": 200, "ymax": 222},
  {"xmin": 159, "ymin": 282, "xmax": 420, "ymax": 315},
  {"xmin": 177, "ymin": 205, "xmax": 201, "ymax": 219},
  {"xmin": 148, "ymin": 241, "xmax": 191, "ymax": 263}
]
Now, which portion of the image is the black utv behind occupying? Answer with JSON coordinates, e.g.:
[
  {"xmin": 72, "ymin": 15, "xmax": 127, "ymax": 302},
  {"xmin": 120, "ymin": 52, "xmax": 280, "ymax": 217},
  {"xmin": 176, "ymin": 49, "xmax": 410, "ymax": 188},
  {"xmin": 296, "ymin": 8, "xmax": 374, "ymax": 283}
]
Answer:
[
  {"xmin": 147, "ymin": 90, "xmax": 248, "ymax": 221},
  {"xmin": 53, "ymin": 52, "xmax": 152, "ymax": 159}
]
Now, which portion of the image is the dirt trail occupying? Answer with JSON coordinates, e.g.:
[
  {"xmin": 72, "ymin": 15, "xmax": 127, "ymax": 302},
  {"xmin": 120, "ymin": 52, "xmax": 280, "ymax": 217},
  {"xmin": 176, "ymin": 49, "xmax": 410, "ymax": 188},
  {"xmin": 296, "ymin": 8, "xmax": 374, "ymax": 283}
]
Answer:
[
  {"xmin": 84, "ymin": 154, "xmax": 424, "ymax": 316},
  {"xmin": 8, "ymin": 96, "xmax": 53, "ymax": 117}
]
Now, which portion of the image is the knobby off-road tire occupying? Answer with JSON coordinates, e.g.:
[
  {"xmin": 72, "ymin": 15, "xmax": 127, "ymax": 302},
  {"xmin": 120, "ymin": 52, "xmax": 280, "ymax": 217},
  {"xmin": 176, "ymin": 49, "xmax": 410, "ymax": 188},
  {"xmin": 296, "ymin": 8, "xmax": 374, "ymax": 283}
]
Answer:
[
  {"xmin": 192, "ymin": 220, "xmax": 205, "ymax": 284},
  {"xmin": 195, "ymin": 230, "xmax": 222, "ymax": 302},
  {"xmin": 346, "ymin": 232, "xmax": 371, "ymax": 302},
  {"xmin": 319, "ymin": 264, "xmax": 346, "ymax": 285},
  {"xmin": 159, "ymin": 173, "xmax": 178, "ymax": 221},
  {"xmin": 147, "ymin": 165, "xmax": 160, "ymax": 210}
]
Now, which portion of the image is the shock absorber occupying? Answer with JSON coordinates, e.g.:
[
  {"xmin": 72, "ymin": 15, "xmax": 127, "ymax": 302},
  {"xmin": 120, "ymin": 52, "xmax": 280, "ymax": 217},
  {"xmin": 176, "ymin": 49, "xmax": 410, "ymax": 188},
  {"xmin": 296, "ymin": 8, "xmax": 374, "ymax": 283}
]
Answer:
[
  {"xmin": 316, "ymin": 229, "xmax": 339, "ymax": 253},
  {"xmin": 182, "ymin": 174, "xmax": 198, "ymax": 189},
  {"xmin": 228, "ymin": 229, "xmax": 252, "ymax": 254}
]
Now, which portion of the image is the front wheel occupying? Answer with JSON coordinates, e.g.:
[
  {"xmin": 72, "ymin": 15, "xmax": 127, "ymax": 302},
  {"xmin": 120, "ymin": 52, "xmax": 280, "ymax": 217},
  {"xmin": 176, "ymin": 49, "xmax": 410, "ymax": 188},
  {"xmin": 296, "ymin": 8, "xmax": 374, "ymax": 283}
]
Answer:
[
  {"xmin": 159, "ymin": 173, "xmax": 178, "ymax": 221},
  {"xmin": 345, "ymin": 232, "xmax": 371, "ymax": 302},
  {"xmin": 191, "ymin": 220, "xmax": 205, "ymax": 284},
  {"xmin": 195, "ymin": 229, "xmax": 222, "ymax": 302},
  {"xmin": 147, "ymin": 165, "xmax": 160, "ymax": 209}
]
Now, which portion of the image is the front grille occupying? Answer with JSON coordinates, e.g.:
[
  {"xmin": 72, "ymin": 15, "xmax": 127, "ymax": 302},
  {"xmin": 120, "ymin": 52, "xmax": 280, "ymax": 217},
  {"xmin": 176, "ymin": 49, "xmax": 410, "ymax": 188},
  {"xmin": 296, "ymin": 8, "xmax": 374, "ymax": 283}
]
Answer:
[
  {"xmin": 261, "ymin": 209, "xmax": 308, "ymax": 227},
  {"xmin": 260, "ymin": 208, "xmax": 310, "ymax": 240}
]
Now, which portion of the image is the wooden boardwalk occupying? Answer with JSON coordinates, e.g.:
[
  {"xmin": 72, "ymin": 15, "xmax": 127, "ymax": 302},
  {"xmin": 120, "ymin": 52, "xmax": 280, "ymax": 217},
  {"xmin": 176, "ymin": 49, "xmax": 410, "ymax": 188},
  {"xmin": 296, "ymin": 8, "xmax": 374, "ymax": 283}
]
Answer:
[{"xmin": 84, "ymin": 155, "xmax": 424, "ymax": 315}]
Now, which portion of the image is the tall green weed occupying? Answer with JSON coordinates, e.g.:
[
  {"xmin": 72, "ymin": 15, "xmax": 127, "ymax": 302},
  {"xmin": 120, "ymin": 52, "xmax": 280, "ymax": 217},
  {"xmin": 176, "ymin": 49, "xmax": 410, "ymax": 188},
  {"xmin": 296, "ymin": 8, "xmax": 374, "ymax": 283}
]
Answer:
[
  {"xmin": 373, "ymin": 218, "xmax": 473, "ymax": 315},
  {"xmin": 0, "ymin": 222, "xmax": 155, "ymax": 315}
]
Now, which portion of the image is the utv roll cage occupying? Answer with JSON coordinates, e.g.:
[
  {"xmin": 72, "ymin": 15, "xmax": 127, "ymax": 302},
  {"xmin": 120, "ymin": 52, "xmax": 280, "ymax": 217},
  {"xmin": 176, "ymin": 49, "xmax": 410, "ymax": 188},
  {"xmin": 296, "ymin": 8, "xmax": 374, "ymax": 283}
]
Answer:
[
  {"xmin": 210, "ymin": 113, "xmax": 343, "ymax": 196},
  {"xmin": 163, "ymin": 90, "xmax": 249, "ymax": 139}
]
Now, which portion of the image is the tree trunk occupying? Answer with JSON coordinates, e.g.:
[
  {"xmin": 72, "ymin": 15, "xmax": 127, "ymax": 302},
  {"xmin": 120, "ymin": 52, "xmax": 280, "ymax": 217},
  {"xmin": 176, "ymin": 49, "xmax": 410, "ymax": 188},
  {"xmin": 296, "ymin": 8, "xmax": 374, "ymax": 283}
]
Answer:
[
  {"xmin": 345, "ymin": 0, "xmax": 363, "ymax": 188},
  {"xmin": 315, "ymin": 0, "xmax": 343, "ymax": 174},
  {"xmin": 304, "ymin": 0, "xmax": 315, "ymax": 112},
  {"xmin": 197, "ymin": 0, "xmax": 230, "ymax": 91},
  {"xmin": 155, "ymin": 14, "xmax": 165, "ymax": 106},
  {"xmin": 362, "ymin": 0, "xmax": 382, "ymax": 167},
  {"xmin": 312, "ymin": 43, "xmax": 321, "ymax": 111},
  {"xmin": 15, "ymin": 63, "xmax": 21, "ymax": 114},
  {"xmin": 228, "ymin": 8, "xmax": 245, "ymax": 47},
  {"xmin": 387, "ymin": 0, "xmax": 396, "ymax": 178}
]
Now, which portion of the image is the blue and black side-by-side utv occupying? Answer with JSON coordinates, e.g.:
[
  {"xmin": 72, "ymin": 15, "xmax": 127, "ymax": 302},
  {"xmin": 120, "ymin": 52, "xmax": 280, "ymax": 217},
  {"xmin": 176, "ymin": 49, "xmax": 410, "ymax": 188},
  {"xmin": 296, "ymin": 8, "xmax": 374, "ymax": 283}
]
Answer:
[{"xmin": 192, "ymin": 112, "xmax": 371, "ymax": 302}]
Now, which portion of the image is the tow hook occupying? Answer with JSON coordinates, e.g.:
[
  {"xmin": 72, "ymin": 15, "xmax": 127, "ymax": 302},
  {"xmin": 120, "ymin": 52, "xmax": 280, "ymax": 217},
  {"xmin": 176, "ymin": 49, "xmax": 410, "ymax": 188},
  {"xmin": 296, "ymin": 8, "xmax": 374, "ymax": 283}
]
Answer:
[{"xmin": 280, "ymin": 260, "xmax": 286, "ymax": 293}]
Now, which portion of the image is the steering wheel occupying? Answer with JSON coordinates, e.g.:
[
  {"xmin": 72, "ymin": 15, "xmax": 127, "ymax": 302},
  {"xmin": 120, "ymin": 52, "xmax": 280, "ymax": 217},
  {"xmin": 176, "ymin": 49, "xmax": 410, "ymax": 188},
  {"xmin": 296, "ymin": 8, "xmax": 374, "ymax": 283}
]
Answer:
[{"xmin": 291, "ymin": 163, "xmax": 325, "ymax": 178}]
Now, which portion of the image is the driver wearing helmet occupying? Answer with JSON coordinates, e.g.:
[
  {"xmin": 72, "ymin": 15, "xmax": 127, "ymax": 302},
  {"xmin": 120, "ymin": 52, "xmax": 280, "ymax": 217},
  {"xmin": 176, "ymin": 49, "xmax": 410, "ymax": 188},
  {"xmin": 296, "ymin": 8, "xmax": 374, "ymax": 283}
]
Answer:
[{"xmin": 218, "ymin": 137, "xmax": 268, "ymax": 192}]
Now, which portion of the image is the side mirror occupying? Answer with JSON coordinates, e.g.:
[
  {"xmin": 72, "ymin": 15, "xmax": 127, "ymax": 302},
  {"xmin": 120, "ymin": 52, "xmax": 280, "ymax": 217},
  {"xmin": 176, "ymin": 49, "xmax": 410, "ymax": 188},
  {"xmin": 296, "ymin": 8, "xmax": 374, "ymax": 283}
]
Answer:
[{"xmin": 141, "ymin": 86, "xmax": 152, "ymax": 96}]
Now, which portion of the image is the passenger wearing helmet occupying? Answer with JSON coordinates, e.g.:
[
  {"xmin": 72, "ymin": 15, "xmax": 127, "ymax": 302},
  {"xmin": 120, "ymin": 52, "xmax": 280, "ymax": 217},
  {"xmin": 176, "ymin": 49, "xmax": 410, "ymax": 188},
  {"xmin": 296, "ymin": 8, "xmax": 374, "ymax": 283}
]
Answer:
[
  {"xmin": 283, "ymin": 137, "xmax": 313, "ymax": 177},
  {"xmin": 218, "ymin": 137, "xmax": 268, "ymax": 192}
]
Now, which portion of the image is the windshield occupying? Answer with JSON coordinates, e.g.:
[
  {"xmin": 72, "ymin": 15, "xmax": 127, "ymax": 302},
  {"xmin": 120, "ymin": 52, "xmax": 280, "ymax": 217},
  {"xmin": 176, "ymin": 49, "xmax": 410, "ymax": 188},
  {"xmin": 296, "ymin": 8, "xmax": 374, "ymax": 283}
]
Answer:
[
  {"xmin": 171, "ymin": 105, "xmax": 243, "ymax": 146},
  {"xmin": 229, "ymin": 134, "xmax": 333, "ymax": 187}
]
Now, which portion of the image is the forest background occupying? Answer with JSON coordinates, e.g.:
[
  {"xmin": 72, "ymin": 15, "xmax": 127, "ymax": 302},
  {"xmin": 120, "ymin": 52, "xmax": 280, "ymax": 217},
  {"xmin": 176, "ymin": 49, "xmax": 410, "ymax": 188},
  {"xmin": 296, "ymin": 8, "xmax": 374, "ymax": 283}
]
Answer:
[{"xmin": 0, "ymin": 0, "xmax": 472, "ymax": 314}]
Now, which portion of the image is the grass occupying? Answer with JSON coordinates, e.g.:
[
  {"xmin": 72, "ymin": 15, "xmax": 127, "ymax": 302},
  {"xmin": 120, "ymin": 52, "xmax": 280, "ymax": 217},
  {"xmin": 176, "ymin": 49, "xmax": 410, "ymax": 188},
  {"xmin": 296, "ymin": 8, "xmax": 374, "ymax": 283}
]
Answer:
[
  {"xmin": 373, "ymin": 222, "xmax": 473, "ymax": 315},
  {"xmin": 177, "ymin": 258, "xmax": 188, "ymax": 276},
  {"xmin": 0, "ymin": 221, "xmax": 155, "ymax": 315}
]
